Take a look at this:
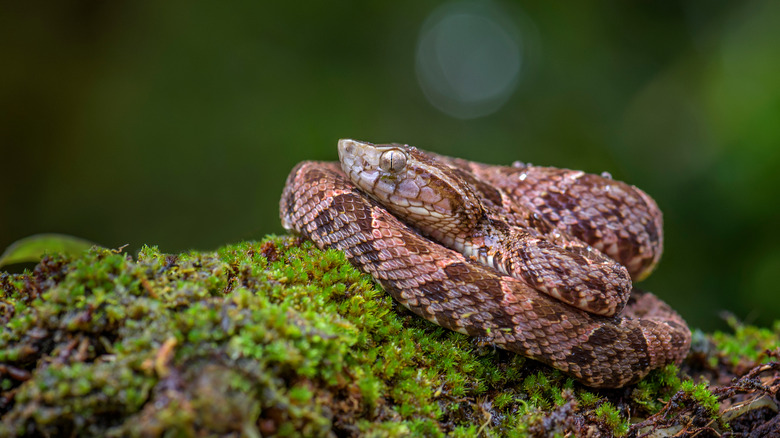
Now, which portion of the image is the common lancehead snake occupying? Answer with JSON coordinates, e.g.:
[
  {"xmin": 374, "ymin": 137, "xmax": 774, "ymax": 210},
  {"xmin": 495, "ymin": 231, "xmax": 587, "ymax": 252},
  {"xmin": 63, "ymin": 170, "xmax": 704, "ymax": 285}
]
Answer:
[{"xmin": 279, "ymin": 139, "xmax": 691, "ymax": 388}]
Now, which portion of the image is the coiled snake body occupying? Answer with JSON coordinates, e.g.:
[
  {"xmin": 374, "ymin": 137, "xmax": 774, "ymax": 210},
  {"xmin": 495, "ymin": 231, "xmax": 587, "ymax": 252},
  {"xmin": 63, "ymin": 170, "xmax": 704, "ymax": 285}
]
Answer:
[{"xmin": 280, "ymin": 139, "xmax": 690, "ymax": 388}]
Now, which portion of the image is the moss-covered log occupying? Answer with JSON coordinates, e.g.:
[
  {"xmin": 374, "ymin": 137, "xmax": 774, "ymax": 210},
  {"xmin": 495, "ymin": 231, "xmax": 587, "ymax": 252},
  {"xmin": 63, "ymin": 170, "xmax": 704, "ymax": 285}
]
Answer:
[{"xmin": 1, "ymin": 237, "xmax": 778, "ymax": 437}]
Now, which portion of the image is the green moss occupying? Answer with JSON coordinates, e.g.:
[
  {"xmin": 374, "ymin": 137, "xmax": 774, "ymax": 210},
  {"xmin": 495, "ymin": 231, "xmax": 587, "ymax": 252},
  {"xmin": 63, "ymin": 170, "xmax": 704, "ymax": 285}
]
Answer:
[
  {"xmin": 0, "ymin": 236, "xmax": 777, "ymax": 436},
  {"xmin": 711, "ymin": 316, "xmax": 780, "ymax": 367},
  {"xmin": 3, "ymin": 237, "xmax": 519, "ymax": 435},
  {"xmin": 593, "ymin": 402, "xmax": 629, "ymax": 436},
  {"xmin": 630, "ymin": 363, "xmax": 682, "ymax": 414},
  {"xmin": 576, "ymin": 390, "xmax": 600, "ymax": 408},
  {"xmin": 493, "ymin": 392, "xmax": 515, "ymax": 411},
  {"xmin": 680, "ymin": 380, "xmax": 719, "ymax": 418}
]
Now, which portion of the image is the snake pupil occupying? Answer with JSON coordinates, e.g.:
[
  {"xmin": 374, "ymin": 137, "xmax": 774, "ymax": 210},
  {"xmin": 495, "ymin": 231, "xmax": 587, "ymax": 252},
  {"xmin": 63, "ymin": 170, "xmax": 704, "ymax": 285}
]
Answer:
[{"xmin": 380, "ymin": 149, "xmax": 407, "ymax": 173}]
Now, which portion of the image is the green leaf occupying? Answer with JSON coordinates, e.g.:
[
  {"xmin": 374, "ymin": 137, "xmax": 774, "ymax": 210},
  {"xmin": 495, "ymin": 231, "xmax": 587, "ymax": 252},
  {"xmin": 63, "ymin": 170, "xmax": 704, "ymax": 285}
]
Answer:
[{"xmin": 0, "ymin": 234, "xmax": 97, "ymax": 267}]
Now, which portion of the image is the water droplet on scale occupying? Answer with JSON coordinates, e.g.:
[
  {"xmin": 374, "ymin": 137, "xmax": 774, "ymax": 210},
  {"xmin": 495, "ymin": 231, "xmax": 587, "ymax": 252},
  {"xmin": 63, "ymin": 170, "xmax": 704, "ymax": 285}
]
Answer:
[
  {"xmin": 600, "ymin": 171, "xmax": 613, "ymax": 179},
  {"xmin": 518, "ymin": 173, "xmax": 527, "ymax": 181}
]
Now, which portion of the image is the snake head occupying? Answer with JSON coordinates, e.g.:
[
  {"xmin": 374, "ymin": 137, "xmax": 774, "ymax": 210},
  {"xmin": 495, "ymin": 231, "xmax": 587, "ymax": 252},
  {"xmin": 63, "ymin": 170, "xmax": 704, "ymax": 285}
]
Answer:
[{"xmin": 337, "ymin": 139, "xmax": 485, "ymax": 237}]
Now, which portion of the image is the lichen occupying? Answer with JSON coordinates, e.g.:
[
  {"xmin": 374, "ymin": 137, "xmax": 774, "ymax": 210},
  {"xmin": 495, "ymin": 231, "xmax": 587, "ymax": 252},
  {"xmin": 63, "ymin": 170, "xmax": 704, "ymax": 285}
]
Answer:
[{"xmin": 1, "ymin": 236, "xmax": 778, "ymax": 437}]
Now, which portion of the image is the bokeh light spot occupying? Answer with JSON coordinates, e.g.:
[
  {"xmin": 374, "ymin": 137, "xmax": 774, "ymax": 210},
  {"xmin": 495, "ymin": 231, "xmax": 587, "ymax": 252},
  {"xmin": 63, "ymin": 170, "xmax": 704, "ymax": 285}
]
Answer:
[{"xmin": 416, "ymin": 1, "xmax": 522, "ymax": 119}]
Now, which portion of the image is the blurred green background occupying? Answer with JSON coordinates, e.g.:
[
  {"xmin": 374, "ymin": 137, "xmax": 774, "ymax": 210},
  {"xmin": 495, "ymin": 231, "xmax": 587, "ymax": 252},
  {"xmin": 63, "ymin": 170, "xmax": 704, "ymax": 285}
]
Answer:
[{"xmin": 2, "ymin": 1, "xmax": 778, "ymax": 331}]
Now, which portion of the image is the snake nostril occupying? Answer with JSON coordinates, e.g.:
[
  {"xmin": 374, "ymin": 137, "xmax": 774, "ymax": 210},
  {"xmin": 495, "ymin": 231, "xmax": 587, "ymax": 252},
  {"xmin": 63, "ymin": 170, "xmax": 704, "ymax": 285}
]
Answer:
[{"xmin": 338, "ymin": 139, "xmax": 355, "ymax": 155}]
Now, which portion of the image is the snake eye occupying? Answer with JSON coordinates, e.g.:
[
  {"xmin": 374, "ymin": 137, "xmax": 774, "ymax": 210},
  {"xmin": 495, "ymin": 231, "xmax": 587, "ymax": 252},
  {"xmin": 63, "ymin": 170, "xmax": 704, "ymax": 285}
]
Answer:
[{"xmin": 379, "ymin": 149, "xmax": 407, "ymax": 173}]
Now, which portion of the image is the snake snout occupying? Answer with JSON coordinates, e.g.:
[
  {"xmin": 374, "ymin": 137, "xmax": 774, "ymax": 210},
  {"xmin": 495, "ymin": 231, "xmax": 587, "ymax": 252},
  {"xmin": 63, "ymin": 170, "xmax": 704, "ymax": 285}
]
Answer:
[{"xmin": 337, "ymin": 138, "xmax": 357, "ymax": 156}]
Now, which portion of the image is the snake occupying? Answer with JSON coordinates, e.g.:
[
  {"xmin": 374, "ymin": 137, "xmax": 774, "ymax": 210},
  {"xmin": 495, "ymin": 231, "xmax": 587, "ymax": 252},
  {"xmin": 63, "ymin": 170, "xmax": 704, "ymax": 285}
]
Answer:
[{"xmin": 279, "ymin": 139, "xmax": 691, "ymax": 388}]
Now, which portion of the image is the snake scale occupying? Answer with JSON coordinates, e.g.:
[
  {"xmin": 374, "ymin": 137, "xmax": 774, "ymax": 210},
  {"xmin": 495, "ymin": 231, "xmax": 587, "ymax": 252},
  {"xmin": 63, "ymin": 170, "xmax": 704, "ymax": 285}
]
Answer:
[{"xmin": 279, "ymin": 139, "xmax": 691, "ymax": 388}]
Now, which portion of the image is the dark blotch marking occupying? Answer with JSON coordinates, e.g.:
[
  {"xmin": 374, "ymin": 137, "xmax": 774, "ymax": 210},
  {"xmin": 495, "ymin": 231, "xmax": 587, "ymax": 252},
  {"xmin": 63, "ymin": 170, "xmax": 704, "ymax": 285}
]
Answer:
[
  {"xmin": 352, "ymin": 241, "xmax": 378, "ymax": 258},
  {"xmin": 331, "ymin": 193, "xmax": 373, "ymax": 231},
  {"xmin": 567, "ymin": 345, "xmax": 596, "ymax": 369},
  {"xmin": 588, "ymin": 325, "xmax": 619, "ymax": 347},
  {"xmin": 585, "ymin": 297, "xmax": 609, "ymax": 315},
  {"xmin": 630, "ymin": 330, "xmax": 652, "ymax": 369},
  {"xmin": 452, "ymin": 168, "xmax": 504, "ymax": 208},
  {"xmin": 444, "ymin": 262, "xmax": 472, "ymax": 279},
  {"xmin": 414, "ymin": 277, "xmax": 451, "ymax": 303}
]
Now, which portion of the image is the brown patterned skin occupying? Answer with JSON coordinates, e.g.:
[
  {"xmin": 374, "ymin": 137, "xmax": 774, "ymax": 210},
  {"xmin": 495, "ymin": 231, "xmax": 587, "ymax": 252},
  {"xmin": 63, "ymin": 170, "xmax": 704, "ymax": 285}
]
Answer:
[
  {"xmin": 433, "ymin": 154, "xmax": 664, "ymax": 282},
  {"xmin": 279, "ymin": 141, "xmax": 691, "ymax": 388},
  {"xmin": 338, "ymin": 141, "xmax": 634, "ymax": 317}
]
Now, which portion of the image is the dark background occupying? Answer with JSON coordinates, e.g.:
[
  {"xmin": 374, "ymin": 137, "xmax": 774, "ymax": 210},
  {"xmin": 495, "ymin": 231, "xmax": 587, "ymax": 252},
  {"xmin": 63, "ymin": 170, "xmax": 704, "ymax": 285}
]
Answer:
[{"xmin": 2, "ymin": 1, "xmax": 778, "ymax": 331}]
